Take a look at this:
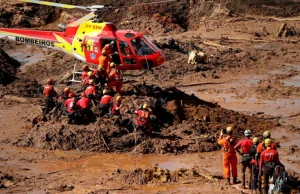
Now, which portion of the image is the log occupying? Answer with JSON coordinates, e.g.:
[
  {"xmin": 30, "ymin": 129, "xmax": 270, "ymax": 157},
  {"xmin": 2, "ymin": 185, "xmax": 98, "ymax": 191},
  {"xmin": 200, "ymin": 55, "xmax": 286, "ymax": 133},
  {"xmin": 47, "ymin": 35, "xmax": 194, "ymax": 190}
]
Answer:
[
  {"xmin": 3, "ymin": 95, "xmax": 28, "ymax": 103},
  {"xmin": 276, "ymin": 23, "xmax": 287, "ymax": 37}
]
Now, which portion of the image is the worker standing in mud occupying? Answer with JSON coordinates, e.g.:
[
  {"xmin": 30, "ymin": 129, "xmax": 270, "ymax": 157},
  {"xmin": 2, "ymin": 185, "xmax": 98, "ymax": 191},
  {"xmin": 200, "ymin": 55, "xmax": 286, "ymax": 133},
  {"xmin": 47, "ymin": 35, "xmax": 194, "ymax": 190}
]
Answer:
[
  {"xmin": 51, "ymin": 87, "xmax": 70, "ymax": 120},
  {"xmin": 99, "ymin": 89, "xmax": 113, "ymax": 117},
  {"xmin": 81, "ymin": 65, "xmax": 90, "ymax": 81},
  {"xmin": 107, "ymin": 62, "xmax": 124, "ymax": 93},
  {"xmin": 85, "ymin": 79, "xmax": 97, "ymax": 106},
  {"xmin": 259, "ymin": 138, "xmax": 283, "ymax": 194},
  {"xmin": 218, "ymin": 126, "xmax": 238, "ymax": 185},
  {"xmin": 64, "ymin": 92, "xmax": 78, "ymax": 124},
  {"xmin": 43, "ymin": 78, "xmax": 57, "ymax": 118},
  {"xmin": 134, "ymin": 103, "xmax": 153, "ymax": 135},
  {"xmin": 76, "ymin": 92, "xmax": 92, "ymax": 123},
  {"xmin": 234, "ymin": 130, "xmax": 253, "ymax": 189},
  {"xmin": 250, "ymin": 137, "xmax": 260, "ymax": 193},
  {"xmin": 110, "ymin": 95, "xmax": 123, "ymax": 125}
]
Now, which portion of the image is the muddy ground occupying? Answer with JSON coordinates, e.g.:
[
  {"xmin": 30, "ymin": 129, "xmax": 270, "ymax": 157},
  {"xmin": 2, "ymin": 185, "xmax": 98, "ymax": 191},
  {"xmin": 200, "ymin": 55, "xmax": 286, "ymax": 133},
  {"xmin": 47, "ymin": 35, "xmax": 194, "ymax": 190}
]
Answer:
[{"xmin": 0, "ymin": 0, "xmax": 300, "ymax": 193}]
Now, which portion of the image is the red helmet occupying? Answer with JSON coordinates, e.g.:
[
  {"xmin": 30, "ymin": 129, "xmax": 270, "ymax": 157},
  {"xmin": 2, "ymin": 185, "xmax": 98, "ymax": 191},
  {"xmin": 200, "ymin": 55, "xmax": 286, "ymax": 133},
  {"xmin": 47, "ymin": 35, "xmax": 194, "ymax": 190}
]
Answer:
[
  {"xmin": 47, "ymin": 78, "xmax": 53, "ymax": 84},
  {"xmin": 68, "ymin": 92, "xmax": 75, "ymax": 98},
  {"xmin": 81, "ymin": 92, "xmax": 86, "ymax": 97},
  {"xmin": 83, "ymin": 65, "xmax": 89, "ymax": 71}
]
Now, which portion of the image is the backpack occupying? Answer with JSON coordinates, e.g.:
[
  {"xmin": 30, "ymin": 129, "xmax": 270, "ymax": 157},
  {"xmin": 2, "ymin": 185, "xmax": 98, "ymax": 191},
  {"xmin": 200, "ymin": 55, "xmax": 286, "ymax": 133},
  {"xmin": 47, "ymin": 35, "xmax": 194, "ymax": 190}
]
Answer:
[{"xmin": 272, "ymin": 165, "xmax": 288, "ymax": 194}]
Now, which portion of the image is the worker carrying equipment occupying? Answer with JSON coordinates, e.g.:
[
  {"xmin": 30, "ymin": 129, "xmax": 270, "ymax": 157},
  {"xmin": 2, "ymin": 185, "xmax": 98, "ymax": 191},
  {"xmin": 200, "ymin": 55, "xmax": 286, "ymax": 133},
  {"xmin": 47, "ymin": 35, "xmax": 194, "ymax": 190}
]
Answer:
[{"xmin": 218, "ymin": 126, "xmax": 238, "ymax": 185}]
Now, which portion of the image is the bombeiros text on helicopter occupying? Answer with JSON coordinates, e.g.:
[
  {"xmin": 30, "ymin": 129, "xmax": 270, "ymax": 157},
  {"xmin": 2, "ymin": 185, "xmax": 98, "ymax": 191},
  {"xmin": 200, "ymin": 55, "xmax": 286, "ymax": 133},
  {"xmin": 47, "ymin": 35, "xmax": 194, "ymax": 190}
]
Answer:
[{"xmin": 0, "ymin": 0, "xmax": 176, "ymax": 76}]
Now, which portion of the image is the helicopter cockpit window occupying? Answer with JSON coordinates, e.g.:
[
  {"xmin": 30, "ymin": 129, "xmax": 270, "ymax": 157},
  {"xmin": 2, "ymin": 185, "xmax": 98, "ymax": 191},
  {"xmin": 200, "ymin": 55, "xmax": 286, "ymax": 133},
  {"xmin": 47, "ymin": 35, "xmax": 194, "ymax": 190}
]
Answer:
[
  {"xmin": 131, "ymin": 37, "xmax": 155, "ymax": 56},
  {"xmin": 119, "ymin": 41, "xmax": 132, "ymax": 56}
]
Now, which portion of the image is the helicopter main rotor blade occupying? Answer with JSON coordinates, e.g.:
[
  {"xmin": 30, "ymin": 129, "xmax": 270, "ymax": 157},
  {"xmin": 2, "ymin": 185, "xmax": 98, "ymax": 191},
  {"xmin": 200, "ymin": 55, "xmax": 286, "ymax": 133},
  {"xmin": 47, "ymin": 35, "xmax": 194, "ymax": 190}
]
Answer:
[
  {"xmin": 20, "ymin": 0, "xmax": 87, "ymax": 10},
  {"xmin": 113, "ymin": 0, "xmax": 177, "ymax": 8},
  {"xmin": 69, "ymin": 12, "xmax": 97, "ymax": 26}
]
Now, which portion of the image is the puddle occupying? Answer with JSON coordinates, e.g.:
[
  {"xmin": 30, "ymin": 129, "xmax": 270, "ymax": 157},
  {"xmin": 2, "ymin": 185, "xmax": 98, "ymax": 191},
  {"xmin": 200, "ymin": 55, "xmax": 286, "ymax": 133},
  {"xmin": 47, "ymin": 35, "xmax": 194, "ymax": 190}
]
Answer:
[{"xmin": 6, "ymin": 44, "xmax": 47, "ymax": 70}]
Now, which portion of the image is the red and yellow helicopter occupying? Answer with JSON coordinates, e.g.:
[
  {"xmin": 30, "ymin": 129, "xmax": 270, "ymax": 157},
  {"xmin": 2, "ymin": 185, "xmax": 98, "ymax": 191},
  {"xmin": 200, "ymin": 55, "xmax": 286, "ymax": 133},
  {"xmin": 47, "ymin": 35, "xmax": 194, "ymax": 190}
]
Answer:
[{"xmin": 0, "ymin": 0, "xmax": 175, "ymax": 71}]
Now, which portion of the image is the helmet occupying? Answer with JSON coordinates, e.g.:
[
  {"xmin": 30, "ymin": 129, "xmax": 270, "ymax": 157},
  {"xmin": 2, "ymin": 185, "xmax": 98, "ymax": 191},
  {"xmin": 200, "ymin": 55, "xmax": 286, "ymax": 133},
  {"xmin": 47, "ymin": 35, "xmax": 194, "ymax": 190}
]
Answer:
[
  {"xmin": 142, "ymin": 103, "xmax": 149, "ymax": 109},
  {"xmin": 263, "ymin": 131, "xmax": 271, "ymax": 138},
  {"xmin": 252, "ymin": 137, "xmax": 258, "ymax": 144},
  {"xmin": 83, "ymin": 65, "xmax": 89, "ymax": 71},
  {"xmin": 264, "ymin": 138, "xmax": 272, "ymax": 147},
  {"xmin": 81, "ymin": 92, "xmax": 86, "ymax": 97},
  {"xmin": 68, "ymin": 92, "xmax": 75, "ymax": 98},
  {"xmin": 87, "ymin": 71, "xmax": 93, "ymax": 77},
  {"xmin": 116, "ymin": 96, "xmax": 122, "ymax": 101},
  {"xmin": 47, "ymin": 78, "xmax": 53, "ymax": 84},
  {"xmin": 103, "ymin": 89, "xmax": 109, "ymax": 94},
  {"xmin": 89, "ymin": 79, "xmax": 94, "ymax": 84},
  {"xmin": 64, "ymin": 87, "xmax": 70, "ymax": 93},
  {"xmin": 226, "ymin": 126, "xmax": 233, "ymax": 133},
  {"xmin": 110, "ymin": 62, "xmax": 116, "ymax": 68},
  {"xmin": 244, "ymin": 130, "xmax": 252, "ymax": 137},
  {"xmin": 110, "ymin": 41, "xmax": 115, "ymax": 45}
]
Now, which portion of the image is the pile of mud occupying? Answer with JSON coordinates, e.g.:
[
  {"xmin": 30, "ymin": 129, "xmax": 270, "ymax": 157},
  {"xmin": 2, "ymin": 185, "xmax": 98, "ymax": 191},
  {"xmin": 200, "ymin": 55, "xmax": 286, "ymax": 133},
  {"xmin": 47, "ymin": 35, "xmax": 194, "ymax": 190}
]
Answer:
[
  {"xmin": 0, "ymin": 48, "xmax": 20, "ymax": 86},
  {"xmin": 13, "ymin": 84, "xmax": 276, "ymax": 154}
]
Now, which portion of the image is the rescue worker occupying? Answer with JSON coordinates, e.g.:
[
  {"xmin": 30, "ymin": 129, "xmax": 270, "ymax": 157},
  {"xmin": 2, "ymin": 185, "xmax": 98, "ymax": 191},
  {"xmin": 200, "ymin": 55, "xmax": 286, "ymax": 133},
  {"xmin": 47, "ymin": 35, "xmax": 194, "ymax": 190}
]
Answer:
[
  {"xmin": 110, "ymin": 95, "xmax": 123, "ymax": 125},
  {"xmin": 257, "ymin": 131, "xmax": 277, "ymax": 156},
  {"xmin": 234, "ymin": 130, "xmax": 253, "ymax": 189},
  {"xmin": 107, "ymin": 62, "xmax": 124, "ymax": 93},
  {"xmin": 43, "ymin": 78, "xmax": 57, "ymax": 117},
  {"xmin": 82, "ymin": 71, "xmax": 95, "ymax": 89},
  {"xmin": 76, "ymin": 92, "xmax": 91, "ymax": 123},
  {"xmin": 94, "ymin": 65, "xmax": 107, "ymax": 89},
  {"xmin": 259, "ymin": 138, "xmax": 283, "ymax": 194},
  {"xmin": 99, "ymin": 89, "xmax": 113, "ymax": 117},
  {"xmin": 64, "ymin": 92, "xmax": 78, "ymax": 124},
  {"xmin": 81, "ymin": 65, "xmax": 90, "ymax": 81},
  {"xmin": 51, "ymin": 87, "xmax": 70, "ymax": 120},
  {"xmin": 250, "ymin": 137, "xmax": 260, "ymax": 193},
  {"xmin": 134, "ymin": 103, "xmax": 152, "ymax": 134},
  {"xmin": 218, "ymin": 126, "xmax": 238, "ymax": 185},
  {"xmin": 85, "ymin": 79, "xmax": 97, "ymax": 106},
  {"xmin": 102, "ymin": 41, "xmax": 115, "ymax": 56}
]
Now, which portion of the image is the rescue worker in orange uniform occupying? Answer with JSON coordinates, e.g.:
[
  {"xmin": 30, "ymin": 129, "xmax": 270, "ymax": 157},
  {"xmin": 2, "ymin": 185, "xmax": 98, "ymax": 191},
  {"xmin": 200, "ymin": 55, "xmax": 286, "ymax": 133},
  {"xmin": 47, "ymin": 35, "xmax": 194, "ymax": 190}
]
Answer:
[
  {"xmin": 64, "ymin": 92, "xmax": 78, "ymax": 124},
  {"xmin": 134, "ymin": 103, "xmax": 153, "ymax": 134},
  {"xmin": 107, "ymin": 62, "xmax": 124, "ymax": 93},
  {"xmin": 234, "ymin": 130, "xmax": 253, "ymax": 189},
  {"xmin": 51, "ymin": 87, "xmax": 70, "ymax": 119},
  {"xmin": 81, "ymin": 65, "xmax": 90, "ymax": 81},
  {"xmin": 218, "ymin": 126, "xmax": 238, "ymax": 185},
  {"xmin": 102, "ymin": 41, "xmax": 115, "ymax": 56},
  {"xmin": 259, "ymin": 138, "xmax": 283, "ymax": 194},
  {"xmin": 99, "ymin": 89, "xmax": 113, "ymax": 117},
  {"xmin": 43, "ymin": 78, "xmax": 57, "ymax": 117},
  {"xmin": 76, "ymin": 92, "xmax": 91, "ymax": 123},
  {"xmin": 98, "ymin": 50, "xmax": 111, "ymax": 77}
]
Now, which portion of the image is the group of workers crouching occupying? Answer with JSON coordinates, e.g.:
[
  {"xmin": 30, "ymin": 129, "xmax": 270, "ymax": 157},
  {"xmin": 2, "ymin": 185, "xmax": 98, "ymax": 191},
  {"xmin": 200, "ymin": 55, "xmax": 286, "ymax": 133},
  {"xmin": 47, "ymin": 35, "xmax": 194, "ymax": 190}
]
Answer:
[{"xmin": 218, "ymin": 126, "xmax": 288, "ymax": 194}]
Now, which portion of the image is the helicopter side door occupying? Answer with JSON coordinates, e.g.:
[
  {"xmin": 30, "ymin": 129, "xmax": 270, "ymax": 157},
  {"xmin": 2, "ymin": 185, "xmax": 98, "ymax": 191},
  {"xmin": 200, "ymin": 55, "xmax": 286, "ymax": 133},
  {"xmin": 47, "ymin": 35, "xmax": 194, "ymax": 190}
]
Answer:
[
  {"xmin": 83, "ymin": 36, "xmax": 100, "ymax": 65},
  {"xmin": 117, "ymin": 40, "xmax": 137, "ymax": 70}
]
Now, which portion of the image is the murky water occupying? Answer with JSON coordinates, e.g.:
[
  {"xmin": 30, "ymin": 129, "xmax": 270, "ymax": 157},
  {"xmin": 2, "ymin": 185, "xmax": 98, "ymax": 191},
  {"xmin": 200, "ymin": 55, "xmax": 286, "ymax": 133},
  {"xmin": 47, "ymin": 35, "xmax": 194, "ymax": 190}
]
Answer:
[{"xmin": 6, "ymin": 45, "xmax": 46, "ymax": 70}]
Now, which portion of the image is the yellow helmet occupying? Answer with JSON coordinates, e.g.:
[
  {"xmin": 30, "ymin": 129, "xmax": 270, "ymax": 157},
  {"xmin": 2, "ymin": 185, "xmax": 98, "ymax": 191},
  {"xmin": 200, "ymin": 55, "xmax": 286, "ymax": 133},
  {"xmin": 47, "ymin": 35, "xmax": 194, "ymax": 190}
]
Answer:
[
  {"xmin": 226, "ymin": 126, "xmax": 233, "ymax": 133},
  {"xmin": 110, "ymin": 62, "xmax": 116, "ymax": 68},
  {"xmin": 89, "ymin": 79, "xmax": 94, "ymax": 84},
  {"xmin": 64, "ymin": 87, "xmax": 70, "ymax": 92},
  {"xmin": 263, "ymin": 131, "xmax": 271, "ymax": 138},
  {"xmin": 87, "ymin": 71, "xmax": 93, "ymax": 76},
  {"xmin": 264, "ymin": 138, "xmax": 272, "ymax": 147},
  {"xmin": 252, "ymin": 137, "xmax": 258, "ymax": 144},
  {"xmin": 103, "ymin": 89, "xmax": 109, "ymax": 94},
  {"xmin": 142, "ymin": 103, "xmax": 149, "ymax": 109},
  {"xmin": 116, "ymin": 96, "xmax": 122, "ymax": 101}
]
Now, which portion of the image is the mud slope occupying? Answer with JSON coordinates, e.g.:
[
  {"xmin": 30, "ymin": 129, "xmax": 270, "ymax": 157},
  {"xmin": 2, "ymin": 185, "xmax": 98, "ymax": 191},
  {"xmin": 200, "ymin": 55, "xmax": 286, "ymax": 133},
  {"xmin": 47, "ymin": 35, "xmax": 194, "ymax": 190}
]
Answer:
[{"xmin": 0, "ymin": 49, "xmax": 20, "ymax": 86}]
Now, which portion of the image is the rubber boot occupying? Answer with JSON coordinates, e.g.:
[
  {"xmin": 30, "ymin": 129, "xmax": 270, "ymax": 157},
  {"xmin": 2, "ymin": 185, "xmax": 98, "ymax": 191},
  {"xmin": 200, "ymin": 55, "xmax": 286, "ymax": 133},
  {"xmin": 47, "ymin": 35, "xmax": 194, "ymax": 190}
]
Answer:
[{"xmin": 233, "ymin": 177, "xmax": 238, "ymax": 184}]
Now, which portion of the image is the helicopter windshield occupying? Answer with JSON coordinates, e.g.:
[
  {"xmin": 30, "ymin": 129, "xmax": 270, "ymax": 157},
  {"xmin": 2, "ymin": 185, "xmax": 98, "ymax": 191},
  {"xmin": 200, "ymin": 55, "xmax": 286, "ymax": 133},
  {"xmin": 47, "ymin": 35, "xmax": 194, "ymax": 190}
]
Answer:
[{"xmin": 131, "ymin": 37, "xmax": 155, "ymax": 56}]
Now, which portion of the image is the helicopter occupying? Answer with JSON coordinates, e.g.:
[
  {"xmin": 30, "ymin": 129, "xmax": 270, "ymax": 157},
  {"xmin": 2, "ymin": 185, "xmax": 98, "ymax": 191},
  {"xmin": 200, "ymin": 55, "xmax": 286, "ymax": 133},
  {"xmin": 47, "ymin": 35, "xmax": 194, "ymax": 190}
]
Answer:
[{"xmin": 0, "ymin": 0, "xmax": 176, "ymax": 71}]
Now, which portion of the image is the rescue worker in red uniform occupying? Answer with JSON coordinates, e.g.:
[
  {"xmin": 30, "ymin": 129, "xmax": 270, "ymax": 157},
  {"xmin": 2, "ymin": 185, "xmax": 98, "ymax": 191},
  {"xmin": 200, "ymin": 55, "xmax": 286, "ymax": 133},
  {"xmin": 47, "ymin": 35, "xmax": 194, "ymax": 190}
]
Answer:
[
  {"xmin": 250, "ymin": 137, "xmax": 260, "ymax": 193},
  {"xmin": 259, "ymin": 138, "xmax": 283, "ymax": 194},
  {"xmin": 81, "ymin": 65, "xmax": 90, "ymax": 81},
  {"xmin": 234, "ymin": 130, "xmax": 253, "ymax": 189},
  {"xmin": 85, "ymin": 79, "xmax": 97, "ymax": 106},
  {"xmin": 76, "ymin": 92, "xmax": 91, "ymax": 123},
  {"xmin": 134, "ymin": 103, "xmax": 152, "ymax": 134},
  {"xmin": 82, "ymin": 71, "xmax": 95, "ymax": 90},
  {"xmin": 51, "ymin": 87, "xmax": 70, "ymax": 120},
  {"xmin": 218, "ymin": 126, "xmax": 238, "ymax": 185},
  {"xmin": 43, "ymin": 78, "xmax": 57, "ymax": 117},
  {"xmin": 64, "ymin": 92, "xmax": 78, "ymax": 124},
  {"xmin": 94, "ymin": 68, "xmax": 107, "ymax": 90},
  {"xmin": 99, "ymin": 89, "xmax": 113, "ymax": 117},
  {"xmin": 110, "ymin": 95, "xmax": 123, "ymax": 125},
  {"xmin": 107, "ymin": 62, "xmax": 124, "ymax": 93}
]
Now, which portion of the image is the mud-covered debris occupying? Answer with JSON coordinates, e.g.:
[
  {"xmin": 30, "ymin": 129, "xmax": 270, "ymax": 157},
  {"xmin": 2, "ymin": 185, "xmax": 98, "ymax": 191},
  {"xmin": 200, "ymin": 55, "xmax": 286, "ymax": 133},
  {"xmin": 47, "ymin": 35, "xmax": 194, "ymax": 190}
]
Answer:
[
  {"xmin": 0, "ymin": 171, "xmax": 18, "ymax": 188},
  {"xmin": 0, "ymin": 48, "xmax": 20, "ymax": 86}
]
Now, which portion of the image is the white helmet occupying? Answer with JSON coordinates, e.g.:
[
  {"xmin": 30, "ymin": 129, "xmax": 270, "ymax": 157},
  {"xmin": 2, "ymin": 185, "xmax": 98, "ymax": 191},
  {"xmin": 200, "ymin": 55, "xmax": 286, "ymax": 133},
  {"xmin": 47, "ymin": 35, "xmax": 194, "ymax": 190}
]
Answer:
[{"xmin": 244, "ymin": 130, "xmax": 252, "ymax": 137}]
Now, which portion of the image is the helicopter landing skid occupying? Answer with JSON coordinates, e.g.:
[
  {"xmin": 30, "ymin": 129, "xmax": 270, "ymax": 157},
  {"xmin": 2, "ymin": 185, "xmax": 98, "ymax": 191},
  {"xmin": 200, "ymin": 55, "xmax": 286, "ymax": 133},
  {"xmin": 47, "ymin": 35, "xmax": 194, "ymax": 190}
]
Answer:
[{"xmin": 69, "ymin": 63, "xmax": 82, "ymax": 83}]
